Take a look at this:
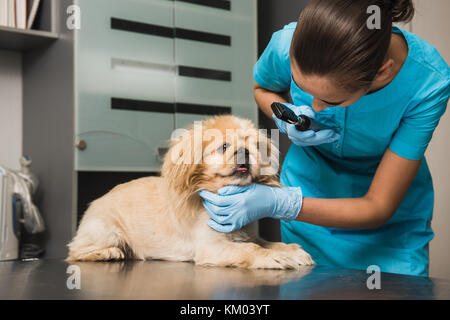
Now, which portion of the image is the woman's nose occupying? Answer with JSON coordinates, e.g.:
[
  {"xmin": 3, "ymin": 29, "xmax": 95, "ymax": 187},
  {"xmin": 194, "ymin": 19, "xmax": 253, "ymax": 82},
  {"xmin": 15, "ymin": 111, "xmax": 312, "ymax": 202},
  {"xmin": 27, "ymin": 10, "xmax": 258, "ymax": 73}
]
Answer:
[{"xmin": 312, "ymin": 98, "xmax": 329, "ymax": 112}]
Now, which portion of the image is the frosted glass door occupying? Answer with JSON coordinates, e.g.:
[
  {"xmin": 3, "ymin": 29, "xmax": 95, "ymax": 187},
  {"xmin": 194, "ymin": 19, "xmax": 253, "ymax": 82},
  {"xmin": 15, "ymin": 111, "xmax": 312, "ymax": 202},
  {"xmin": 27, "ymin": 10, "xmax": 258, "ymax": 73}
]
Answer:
[
  {"xmin": 174, "ymin": 0, "xmax": 258, "ymax": 130},
  {"xmin": 74, "ymin": 0, "xmax": 176, "ymax": 171}
]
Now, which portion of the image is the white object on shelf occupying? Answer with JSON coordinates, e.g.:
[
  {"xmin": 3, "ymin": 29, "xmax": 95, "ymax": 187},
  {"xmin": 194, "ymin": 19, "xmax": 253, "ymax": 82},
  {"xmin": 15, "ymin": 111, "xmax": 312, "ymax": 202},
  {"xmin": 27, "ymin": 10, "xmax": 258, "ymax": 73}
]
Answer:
[
  {"xmin": 15, "ymin": 0, "xmax": 27, "ymax": 29},
  {"xmin": 27, "ymin": 0, "xmax": 40, "ymax": 29},
  {"xmin": 0, "ymin": 0, "xmax": 7, "ymax": 27}
]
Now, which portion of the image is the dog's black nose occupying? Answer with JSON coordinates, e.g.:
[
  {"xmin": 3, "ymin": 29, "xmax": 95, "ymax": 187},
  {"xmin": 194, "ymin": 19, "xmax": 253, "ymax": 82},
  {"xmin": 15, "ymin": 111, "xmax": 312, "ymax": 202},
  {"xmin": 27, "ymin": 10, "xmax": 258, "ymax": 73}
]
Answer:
[{"xmin": 236, "ymin": 147, "xmax": 250, "ymax": 165}]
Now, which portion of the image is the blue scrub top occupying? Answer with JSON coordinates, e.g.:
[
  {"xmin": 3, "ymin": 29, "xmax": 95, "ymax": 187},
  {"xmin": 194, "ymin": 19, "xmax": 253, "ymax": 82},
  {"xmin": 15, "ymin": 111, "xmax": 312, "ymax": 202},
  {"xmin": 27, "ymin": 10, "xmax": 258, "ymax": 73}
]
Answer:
[{"xmin": 254, "ymin": 23, "xmax": 450, "ymax": 277}]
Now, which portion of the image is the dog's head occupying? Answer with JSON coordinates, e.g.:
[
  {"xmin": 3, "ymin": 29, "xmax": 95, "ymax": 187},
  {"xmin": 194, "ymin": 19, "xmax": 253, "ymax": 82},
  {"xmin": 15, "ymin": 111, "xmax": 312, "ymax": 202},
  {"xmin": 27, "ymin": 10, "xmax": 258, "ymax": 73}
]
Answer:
[{"xmin": 161, "ymin": 115, "xmax": 280, "ymax": 196}]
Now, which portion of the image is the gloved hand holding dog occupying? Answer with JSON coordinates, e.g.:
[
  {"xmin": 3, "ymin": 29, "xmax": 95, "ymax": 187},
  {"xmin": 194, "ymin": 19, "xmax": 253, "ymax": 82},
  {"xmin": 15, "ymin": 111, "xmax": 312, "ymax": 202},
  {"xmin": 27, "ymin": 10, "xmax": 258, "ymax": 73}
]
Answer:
[{"xmin": 199, "ymin": 184, "xmax": 303, "ymax": 233}]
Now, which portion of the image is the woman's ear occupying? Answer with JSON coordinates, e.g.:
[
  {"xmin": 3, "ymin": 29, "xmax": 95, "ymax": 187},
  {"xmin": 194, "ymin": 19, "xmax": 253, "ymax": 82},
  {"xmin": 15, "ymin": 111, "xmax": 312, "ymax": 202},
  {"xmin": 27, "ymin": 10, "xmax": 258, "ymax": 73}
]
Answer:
[{"xmin": 372, "ymin": 58, "xmax": 395, "ymax": 86}]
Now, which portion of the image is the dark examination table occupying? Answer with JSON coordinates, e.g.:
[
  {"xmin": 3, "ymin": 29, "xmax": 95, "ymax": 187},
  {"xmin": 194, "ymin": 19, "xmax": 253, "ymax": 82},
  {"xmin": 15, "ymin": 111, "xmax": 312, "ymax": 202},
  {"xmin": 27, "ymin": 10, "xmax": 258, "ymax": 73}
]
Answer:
[{"xmin": 1, "ymin": 259, "xmax": 449, "ymax": 300}]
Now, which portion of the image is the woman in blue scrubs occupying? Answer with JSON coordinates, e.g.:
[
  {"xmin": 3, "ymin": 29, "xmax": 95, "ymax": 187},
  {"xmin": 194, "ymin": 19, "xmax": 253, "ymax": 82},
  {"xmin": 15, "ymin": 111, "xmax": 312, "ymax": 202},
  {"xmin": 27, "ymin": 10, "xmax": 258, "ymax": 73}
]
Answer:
[{"xmin": 199, "ymin": 0, "xmax": 450, "ymax": 276}]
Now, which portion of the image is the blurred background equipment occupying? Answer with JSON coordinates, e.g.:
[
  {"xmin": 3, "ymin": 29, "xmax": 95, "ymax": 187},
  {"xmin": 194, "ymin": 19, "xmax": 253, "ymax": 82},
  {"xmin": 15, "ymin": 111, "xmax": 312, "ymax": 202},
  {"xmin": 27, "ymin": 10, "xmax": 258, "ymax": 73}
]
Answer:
[
  {"xmin": 0, "ymin": 165, "xmax": 20, "ymax": 261},
  {"xmin": 0, "ymin": 156, "xmax": 45, "ymax": 261}
]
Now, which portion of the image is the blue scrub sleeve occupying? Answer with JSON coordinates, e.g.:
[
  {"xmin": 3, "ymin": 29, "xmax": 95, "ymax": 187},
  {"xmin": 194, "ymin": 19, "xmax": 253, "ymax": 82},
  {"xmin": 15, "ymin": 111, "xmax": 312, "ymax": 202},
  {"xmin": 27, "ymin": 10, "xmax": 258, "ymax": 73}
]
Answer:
[
  {"xmin": 253, "ymin": 30, "xmax": 292, "ymax": 92},
  {"xmin": 390, "ymin": 82, "xmax": 450, "ymax": 160}
]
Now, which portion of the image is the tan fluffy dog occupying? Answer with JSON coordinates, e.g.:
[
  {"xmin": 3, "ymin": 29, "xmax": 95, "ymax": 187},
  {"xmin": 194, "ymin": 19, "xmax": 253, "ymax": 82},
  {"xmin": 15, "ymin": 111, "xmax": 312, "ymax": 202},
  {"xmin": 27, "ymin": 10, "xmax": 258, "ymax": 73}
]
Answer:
[{"xmin": 67, "ymin": 115, "xmax": 313, "ymax": 269}]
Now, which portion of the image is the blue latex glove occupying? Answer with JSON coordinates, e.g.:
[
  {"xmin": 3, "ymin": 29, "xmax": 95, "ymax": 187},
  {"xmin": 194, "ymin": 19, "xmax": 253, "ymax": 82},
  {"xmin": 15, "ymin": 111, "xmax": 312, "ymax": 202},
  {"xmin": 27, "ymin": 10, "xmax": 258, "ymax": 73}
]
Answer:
[
  {"xmin": 198, "ymin": 184, "xmax": 303, "ymax": 233},
  {"xmin": 273, "ymin": 103, "xmax": 340, "ymax": 146}
]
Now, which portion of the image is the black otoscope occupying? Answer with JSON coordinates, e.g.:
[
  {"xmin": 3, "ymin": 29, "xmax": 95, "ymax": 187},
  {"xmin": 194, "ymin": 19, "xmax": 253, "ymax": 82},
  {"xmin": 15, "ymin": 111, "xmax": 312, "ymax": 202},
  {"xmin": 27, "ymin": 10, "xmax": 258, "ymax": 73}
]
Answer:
[{"xmin": 271, "ymin": 102, "xmax": 333, "ymax": 132}]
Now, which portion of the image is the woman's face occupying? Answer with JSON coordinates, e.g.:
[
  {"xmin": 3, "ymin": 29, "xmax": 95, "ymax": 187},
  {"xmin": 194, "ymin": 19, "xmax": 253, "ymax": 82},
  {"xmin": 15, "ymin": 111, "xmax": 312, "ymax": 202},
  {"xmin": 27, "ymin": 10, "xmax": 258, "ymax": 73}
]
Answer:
[{"xmin": 291, "ymin": 59, "xmax": 367, "ymax": 112}]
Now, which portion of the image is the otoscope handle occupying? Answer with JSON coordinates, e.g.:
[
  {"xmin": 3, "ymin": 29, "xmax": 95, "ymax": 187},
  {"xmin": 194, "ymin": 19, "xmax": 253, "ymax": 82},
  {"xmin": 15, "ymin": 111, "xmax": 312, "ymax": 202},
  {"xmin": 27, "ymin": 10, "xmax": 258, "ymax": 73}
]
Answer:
[
  {"xmin": 296, "ymin": 115, "xmax": 331, "ymax": 132},
  {"xmin": 271, "ymin": 102, "xmax": 331, "ymax": 132},
  {"xmin": 295, "ymin": 115, "xmax": 311, "ymax": 131}
]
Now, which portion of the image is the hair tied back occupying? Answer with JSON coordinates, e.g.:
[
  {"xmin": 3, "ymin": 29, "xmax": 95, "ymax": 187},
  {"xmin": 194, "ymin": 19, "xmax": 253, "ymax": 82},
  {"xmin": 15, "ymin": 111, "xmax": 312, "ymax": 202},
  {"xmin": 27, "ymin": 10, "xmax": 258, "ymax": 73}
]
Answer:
[
  {"xmin": 383, "ymin": 0, "xmax": 393, "ymax": 10},
  {"xmin": 389, "ymin": 0, "xmax": 415, "ymax": 23}
]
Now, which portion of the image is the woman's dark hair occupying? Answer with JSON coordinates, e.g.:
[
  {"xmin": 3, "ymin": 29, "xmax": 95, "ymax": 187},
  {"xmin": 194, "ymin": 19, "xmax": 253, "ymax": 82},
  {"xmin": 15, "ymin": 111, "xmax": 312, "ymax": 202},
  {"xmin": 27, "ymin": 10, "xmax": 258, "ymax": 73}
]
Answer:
[{"xmin": 291, "ymin": 0, "xmax": 415, "ymax": 92}]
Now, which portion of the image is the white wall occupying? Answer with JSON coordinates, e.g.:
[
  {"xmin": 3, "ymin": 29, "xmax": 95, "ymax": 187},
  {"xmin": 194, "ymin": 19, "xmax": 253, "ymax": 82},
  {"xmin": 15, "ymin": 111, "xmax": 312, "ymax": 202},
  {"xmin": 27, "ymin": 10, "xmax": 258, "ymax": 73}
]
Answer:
[
  {"xmin": 409, "ymin": 0, "xmax": 450, "ymax": 280},
  {"xmin": 0, "ymin": 50, "xmax": 22, "ymax": 170}
]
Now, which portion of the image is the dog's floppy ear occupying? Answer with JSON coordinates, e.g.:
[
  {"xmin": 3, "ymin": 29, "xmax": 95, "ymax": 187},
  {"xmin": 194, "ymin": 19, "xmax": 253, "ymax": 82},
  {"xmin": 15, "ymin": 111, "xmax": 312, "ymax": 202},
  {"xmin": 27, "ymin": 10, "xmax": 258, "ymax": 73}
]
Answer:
[
  {"xmin": 161, "ymin": 128, "xmax": 203, "ymax": 194},
  {"xmin": 254, "ymin": 130, "xmax": 281, "ymax": 187}
]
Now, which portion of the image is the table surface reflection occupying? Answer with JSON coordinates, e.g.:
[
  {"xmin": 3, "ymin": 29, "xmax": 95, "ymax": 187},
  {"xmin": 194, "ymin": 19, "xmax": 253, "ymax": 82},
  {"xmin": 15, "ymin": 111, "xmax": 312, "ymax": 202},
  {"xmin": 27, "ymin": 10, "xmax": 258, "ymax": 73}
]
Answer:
[{"xmin": 0, "ymin": 259, "xmax": 449, "ymax": 300}]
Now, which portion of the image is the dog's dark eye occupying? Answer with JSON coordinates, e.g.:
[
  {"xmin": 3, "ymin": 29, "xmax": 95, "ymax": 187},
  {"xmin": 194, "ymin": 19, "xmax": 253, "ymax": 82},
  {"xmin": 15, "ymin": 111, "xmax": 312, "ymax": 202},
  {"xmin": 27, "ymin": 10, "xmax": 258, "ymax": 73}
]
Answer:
[{"xmin": 218, "ymin": 143, "xmax": 230, "ymax": 153}]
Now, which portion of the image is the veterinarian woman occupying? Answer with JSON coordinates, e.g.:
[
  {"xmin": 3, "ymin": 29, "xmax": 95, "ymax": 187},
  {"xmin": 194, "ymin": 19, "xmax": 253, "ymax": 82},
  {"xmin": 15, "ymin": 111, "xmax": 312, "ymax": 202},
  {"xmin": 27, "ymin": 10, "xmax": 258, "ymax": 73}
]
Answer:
[{"xmin": 199, "ymin": 0, "xmax": 450, "ymax": 277}]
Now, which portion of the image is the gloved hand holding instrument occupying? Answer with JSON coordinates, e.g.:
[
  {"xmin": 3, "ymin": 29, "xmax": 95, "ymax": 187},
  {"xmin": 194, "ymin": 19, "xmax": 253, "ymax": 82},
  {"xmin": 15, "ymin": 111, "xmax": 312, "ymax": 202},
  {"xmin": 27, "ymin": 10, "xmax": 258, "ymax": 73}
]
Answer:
[{"xmin": 271, "ymin": 102, "xmax": 340, "ymax": 146}]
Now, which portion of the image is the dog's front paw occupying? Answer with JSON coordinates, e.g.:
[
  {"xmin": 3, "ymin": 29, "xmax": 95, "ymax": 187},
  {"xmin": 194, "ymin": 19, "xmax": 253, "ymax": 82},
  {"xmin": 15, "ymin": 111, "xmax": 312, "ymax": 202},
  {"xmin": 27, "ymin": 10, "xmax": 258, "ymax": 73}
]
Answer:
[
  {"xmin": 259, "ymin": 242, "xmax": 314, "ymax": 267},
  {"xmin": 253, "ymin": 250, "xmax": 312, "ymax": 270},
  {"xmin": 287, "ymin": 244, "xmax": 315, "ymax": 266}
]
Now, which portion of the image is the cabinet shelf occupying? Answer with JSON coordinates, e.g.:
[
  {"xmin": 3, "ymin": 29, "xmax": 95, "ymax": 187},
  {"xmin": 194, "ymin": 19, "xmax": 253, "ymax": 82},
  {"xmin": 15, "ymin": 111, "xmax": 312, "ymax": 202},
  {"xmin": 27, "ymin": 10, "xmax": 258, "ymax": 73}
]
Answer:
[{"xmin": 0, "ymin": 26, "xmax": 58, "ymax": 51}]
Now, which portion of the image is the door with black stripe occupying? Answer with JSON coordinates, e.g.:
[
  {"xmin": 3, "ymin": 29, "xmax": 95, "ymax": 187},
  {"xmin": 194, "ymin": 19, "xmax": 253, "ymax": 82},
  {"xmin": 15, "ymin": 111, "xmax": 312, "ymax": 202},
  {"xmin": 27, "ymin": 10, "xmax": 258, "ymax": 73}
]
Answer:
[
  {"xmin": 74, "ymin": 0, "xmax": 176, "ymax": 172},
  {"xmin": 74, "ymin": 0, "xmax": 257, "ymax": 172},
  {"xmin": 173, "ymin": 0, "xmax": 258, "ymax": 129}
]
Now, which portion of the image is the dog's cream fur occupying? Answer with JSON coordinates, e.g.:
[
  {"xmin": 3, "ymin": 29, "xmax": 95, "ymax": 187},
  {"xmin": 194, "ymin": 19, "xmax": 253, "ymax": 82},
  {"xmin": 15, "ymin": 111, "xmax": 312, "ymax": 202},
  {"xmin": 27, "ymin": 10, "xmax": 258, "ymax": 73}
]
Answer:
[{"xmin": 67, "ymin": 115, "xmax": 313, "ymax": 269}]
